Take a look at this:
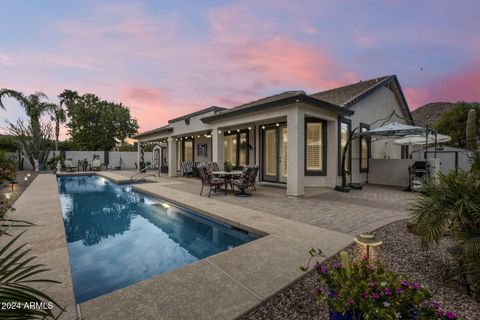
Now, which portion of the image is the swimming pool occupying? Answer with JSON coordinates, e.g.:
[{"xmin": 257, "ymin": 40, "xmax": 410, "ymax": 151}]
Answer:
[{"xmin": 57, "ymin": 175, "xmax": 258, "ymax": 303}]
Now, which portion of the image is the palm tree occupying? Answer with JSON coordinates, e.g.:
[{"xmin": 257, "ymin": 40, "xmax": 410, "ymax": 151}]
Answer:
[
  {"xmin": 411, "ymin": 170, "xmax": 480, "ymax": 297},
  {"xmin": 0, "ymin": 89, "xmax": 56, "ymax": 128},
  {"xmin": 49, "ymin": 105, "xmax": 66, "ymax": 156},
  {"xmin": 0, "ymin": 89, "xmax": 56, "ymax": 169},
  {"xmin": 58, "ymin": 89, "xmax": 79, "ymax": 112}
]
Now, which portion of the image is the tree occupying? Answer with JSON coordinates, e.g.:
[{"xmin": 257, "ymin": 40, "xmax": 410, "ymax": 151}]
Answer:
[
  {"xmin": 411, "ymin": 170, "xmax": 480, "ymax": 297},
  {"xmin": 0, "ymin": 135, "xmax": 19, "ymax": 152},
  {"xmin": 59, "ymin": 138, "xmax": 80, "ymax": 151},
  {"xmin": 0, "ymin": 89, "xmax": 56, "ymax": 169},
  {"xmin": 49, "ymin": 104, "xmax": 66, "ymax": 156},
  {"xmin": 6, "ymin": 119, "xmax": 53, "ymax": 169},
  {"xmin": 60, "ymin": 90, "xmax": 139, "ymax": 150},
  {"xmin": 434, "ymin": 102, "xmax": 480, "ymax": 148}
]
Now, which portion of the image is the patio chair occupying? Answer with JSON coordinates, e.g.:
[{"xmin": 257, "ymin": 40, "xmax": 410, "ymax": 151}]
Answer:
[
  {"xmin": 181, "ymin": 161, "xmax": 194, "ymax": 177},
  {"xmin": 246, "ymin": 165, "xmax": 259, "ymax": 191},
  {"xmin": 198, "ymin": 163, "xmax": 224, "ymax": 197},
  {"xmin": 64, "ymin": 160, "xmax": 76, "ymax": 172},
  {"xmin": 91, "ymin": 159, "xmax": 102, "ymax": 171},
  {"xmin": 231, "ymin": 166, "xmax": 255, "ymax": 197}
]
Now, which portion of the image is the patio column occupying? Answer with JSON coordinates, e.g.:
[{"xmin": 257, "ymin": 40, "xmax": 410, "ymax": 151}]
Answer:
[
  {"xmin": 137, "ymin": 142, "xmax": 144, "ymax": 172},
  {"xmin": 168, "ymin": 137, "xmax": 177, "ymax": 177},
  {"xmin": 287, "ymin": 108, "xmax": 305, "ymax": 197},
  {"xmin": 212, "ymin": 128, "xmax": 224, "ymax": 169}
]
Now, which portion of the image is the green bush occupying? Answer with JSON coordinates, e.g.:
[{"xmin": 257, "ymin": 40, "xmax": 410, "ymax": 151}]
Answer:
[
  {"xmin": 313, "ymin": 252, "xmax": 457, "ymax": 319},
  {"xmin": 411, "ymin": 170, "xmax": 480, "ymax": 297},
  {"xmin": 0, "ymin": 199, "xmax": 65, "ymax": 319},
  {"xmin": 46, "ymin": 155, "xmax": 65, "ymax": 170}
]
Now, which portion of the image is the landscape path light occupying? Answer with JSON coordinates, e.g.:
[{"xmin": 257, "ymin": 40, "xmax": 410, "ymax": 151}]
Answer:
[{"xmin": 354, "ymin": 233, "xmax": 383, "ymax": 259}]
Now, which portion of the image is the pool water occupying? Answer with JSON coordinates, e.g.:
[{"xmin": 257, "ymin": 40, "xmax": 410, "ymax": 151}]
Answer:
[{"xmin": 57, "ymin": 175, "xmax": 257, "ymax": 303}]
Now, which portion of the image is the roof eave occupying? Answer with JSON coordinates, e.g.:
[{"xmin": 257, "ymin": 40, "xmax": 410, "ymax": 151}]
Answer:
[
  {"xmin": 201, "ymin": 95, "xmax": 352, "ymax": 123},
  {"xmin": 168, "ymin": 106, "xmax": 226, "ymax": 124},
  {"xmin": 133, "ymin": 127, "xmax": 173, "ymax": 139}
]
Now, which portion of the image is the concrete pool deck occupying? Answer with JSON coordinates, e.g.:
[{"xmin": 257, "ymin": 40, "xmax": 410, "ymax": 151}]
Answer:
[{"xmin": 11, "ymin": 172, "xmax": 353, "ymax": 320}]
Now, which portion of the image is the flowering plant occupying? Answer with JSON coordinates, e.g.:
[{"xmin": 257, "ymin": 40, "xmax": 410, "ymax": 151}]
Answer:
[{"xmin": 313, "ymin": 251, "xmax": 457, "ymax": 319}]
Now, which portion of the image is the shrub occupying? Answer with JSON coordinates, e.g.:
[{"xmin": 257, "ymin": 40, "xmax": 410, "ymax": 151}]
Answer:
[
  {"xmin": 411, "ymin": 170, "xmax": 480, "ymax": 297},
  {"xmin": 313, "ymin": 253, "xmax": 457, "ymax": 319}
]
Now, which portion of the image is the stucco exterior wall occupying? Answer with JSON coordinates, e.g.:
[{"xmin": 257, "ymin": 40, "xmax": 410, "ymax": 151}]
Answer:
[{"xmin": 344, "ymin": 86, "xmax": 409, "ymax": 185}]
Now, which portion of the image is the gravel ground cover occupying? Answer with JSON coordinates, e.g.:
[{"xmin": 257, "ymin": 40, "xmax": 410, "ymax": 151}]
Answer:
[{"xmin": 241, "ymin": 220, "xmax": 480, "ymax": 320}]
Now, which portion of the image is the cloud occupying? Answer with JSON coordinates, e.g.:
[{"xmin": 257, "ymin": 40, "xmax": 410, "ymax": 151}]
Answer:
[{"xmin": 405, "ymin": 61, "xmax": 480, "ymax": 109}]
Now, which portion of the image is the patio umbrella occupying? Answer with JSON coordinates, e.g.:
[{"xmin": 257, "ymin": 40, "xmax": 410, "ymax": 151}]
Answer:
[
  {"xmin": 393, "ymin": 134, "xmax": 451, "ymax": 146},
  {"xmin": 360, "ymin": 122, "xmax": 432, "ymax": 137}
]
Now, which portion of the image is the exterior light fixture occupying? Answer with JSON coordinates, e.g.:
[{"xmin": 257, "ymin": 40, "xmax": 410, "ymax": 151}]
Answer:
[
  {"xmin": 161, "ymin": 203, "xmax": 170, "ymax": 209},
  {"xmin": 227, "ymin": 130, "xmax": 231, "ymax": 134},
  {"xmin": 27, "ymin": 173, "xmax": 31, "ymax": 177},
  {"xmin": 197, "ymin": 135, "xmax": 200, "ymax": 138},
  {"xmin": 218, "ymin": 130, "xmax": 222, "ymax": 134},
  {"xmin": 354, "ymin": 233, "xmax": 383, "ymax": 259},
  {"xmin": 191, "ymin": 136, "xmax": 194, "ymax": 138},
  {"xmin": 248, "ymin": 126, "xmax": 252, "ymax": 130},
  {"xmin": 237, "ymin": 129, "xmax": 240, "ymax": 132},
  {"xmin": 24, "ymin": 177, "xmax": 28, "ymax": 181},
  {"xmin": 276, "ymin": 123, "xmax": 280, "ymax": 127},
  {"xmin": 5, "ymin": 193, "xmax": 11, "ymax": 200},
  {"xmin": 262, "ymin": 126, "xmax": 266, "ymax": 130}
]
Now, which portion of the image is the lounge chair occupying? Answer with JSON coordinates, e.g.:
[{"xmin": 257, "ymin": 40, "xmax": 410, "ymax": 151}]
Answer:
[
  {"xmin": 64, "ymin": 160, "xmax": 76, "ymax": 172},
  {"xmin": 198, "ymin": 163, "xmax": 224, "ymax": 197},
  {"xmin": 91, "ymin": 159, "xmax": 102, "ymax": 171}
]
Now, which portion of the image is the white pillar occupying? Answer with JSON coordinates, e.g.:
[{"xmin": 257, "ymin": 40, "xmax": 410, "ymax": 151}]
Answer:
[
  {"xmin": 168, "ymin": 138, "xmax": 177, "ymax": 177},
  {"xmin": 212, "ymin": 128, "xmax": 224, "ymax": 169},
  {"xmin": 137, "ymin": 142, "xmax": 144, "ymax": 172},
  {"xmin": 287, "ymin": 107, "xmax": 305, "ymax": 197}
]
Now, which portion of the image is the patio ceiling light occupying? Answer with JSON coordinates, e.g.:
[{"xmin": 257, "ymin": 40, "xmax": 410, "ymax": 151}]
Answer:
[
  {"xmin": 218, "ymin": 130, "xmax": 222, "ymax": 134},
  {"xmin": 276, "ymin": 123, "xmax": 279, "ymax": 126},
  {"xmin": 248, "ymin": 126, "xmax": 252, "ymax": 130},
  {"xmin": 227, "ymin": 130, "xmax": 231, "ymax": 134},
  {"xmin": 262, "ymin": 125, "xmax": 266, "ymax": 130},
  {"xmin": 237, "ymin": 129, "xmax": 240, "ymax": 132}
]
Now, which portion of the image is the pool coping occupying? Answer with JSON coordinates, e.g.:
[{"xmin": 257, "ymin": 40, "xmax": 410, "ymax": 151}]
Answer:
[{"xmin": 27, "ymin": 172, "xmax": 353, "ymax": 320}]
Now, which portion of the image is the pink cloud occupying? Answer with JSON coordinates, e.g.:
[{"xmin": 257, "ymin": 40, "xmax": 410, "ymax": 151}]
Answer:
[{"xmin": 406, "ymin": 62, "xmax": 480, "ymax": 109}]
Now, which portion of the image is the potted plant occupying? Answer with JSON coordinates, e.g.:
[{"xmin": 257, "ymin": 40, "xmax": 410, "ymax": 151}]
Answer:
[
  {"xmin": 224, "ymin": 160, "xmax": 232, "ymax": 172},
  {"xmin": 309, "ymin": 251, "xmax": 457, "ymax": 319}
]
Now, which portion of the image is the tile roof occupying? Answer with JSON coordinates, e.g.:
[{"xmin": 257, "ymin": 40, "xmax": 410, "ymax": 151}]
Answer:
[
  {"xmin": 201, "ymin": 90, "xmax": 352, "ymax": 122},
  {"xmin": 310, "ymin": 75, "xmax": 393, "ymax": 107},
  {"xmin": 218, "ymin": 90, "xmax": 306, "ymax": 114}
]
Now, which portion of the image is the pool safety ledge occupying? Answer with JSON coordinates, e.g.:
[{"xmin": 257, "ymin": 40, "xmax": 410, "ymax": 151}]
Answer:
[{"xmin": 15, "ymin": 172, "xmax": 353, "ymax": 320}]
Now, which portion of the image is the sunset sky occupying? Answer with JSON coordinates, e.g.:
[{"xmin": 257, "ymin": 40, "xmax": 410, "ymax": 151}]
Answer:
[{"xmin": 1, "ymin": 0, "xmax": 479, "ymax": 137}]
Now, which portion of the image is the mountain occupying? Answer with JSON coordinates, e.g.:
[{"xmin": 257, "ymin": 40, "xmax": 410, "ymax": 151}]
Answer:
[{"xmin": 411, "ymin": 102, "xmax": 456, "ymax": 127}]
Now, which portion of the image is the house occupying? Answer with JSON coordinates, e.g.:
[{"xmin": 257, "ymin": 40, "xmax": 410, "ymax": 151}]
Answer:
[{"xmin": 133, "ymin": 75, "xmax": 413, "ymax": 197}]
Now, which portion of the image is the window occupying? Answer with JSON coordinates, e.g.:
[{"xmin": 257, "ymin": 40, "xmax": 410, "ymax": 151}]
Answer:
[
  {"xmin": 305, "ymin": 118, "xmax": 327, "ymax": 175},
  {"xmin": 223, "ymin": 130, "xmax": 249, "ymax": 168},
  {"xmin": 338, "ymin": 118, "xmax": 351, "ymax": 176},
  {"xmin": 359, "ymin": 123, "xmax": 370, "ymax": 172}
]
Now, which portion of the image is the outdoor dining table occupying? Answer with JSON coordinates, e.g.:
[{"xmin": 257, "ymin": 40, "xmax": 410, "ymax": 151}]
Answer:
[{"xmin": 212, "ymin": 170, "xmax": 243, "ymax": 195}]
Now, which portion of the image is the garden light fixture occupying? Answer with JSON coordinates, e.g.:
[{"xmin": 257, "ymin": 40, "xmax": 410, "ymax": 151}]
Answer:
[{"xmin": 354, "ymin": 233, "xmax": 383, "ymax": 259}]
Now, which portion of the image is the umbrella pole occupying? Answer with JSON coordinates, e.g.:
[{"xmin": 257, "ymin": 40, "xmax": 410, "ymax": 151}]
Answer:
[
  {"xmin": 425, "ymin": 126, "xmax": 428, "ymax": 160},
  {"xmin": 434, "ymin": 131, "xmax": 437, "ymax": 159}
]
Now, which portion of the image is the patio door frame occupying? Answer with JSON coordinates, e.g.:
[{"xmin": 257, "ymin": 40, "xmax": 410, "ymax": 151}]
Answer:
[
  {"xmin": 223, "ymin": 129, "xmax": 250, "ymax": 169},
  {"xmin": 176, "ymin": 137, "xmax": 195, "ymax": 172},
  {"xmin": 260, "ymin": 122, "xmax": 287, "ymax": 184}
]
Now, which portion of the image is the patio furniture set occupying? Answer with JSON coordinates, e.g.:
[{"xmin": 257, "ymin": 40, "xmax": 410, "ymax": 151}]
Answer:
[
  {"xmin": 194, "ymin": 161, "xmax": 259, "ymax": 197},
  {"xmin": 64, "ymin": 159, "xmax": 102, "ymax": 172}
]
